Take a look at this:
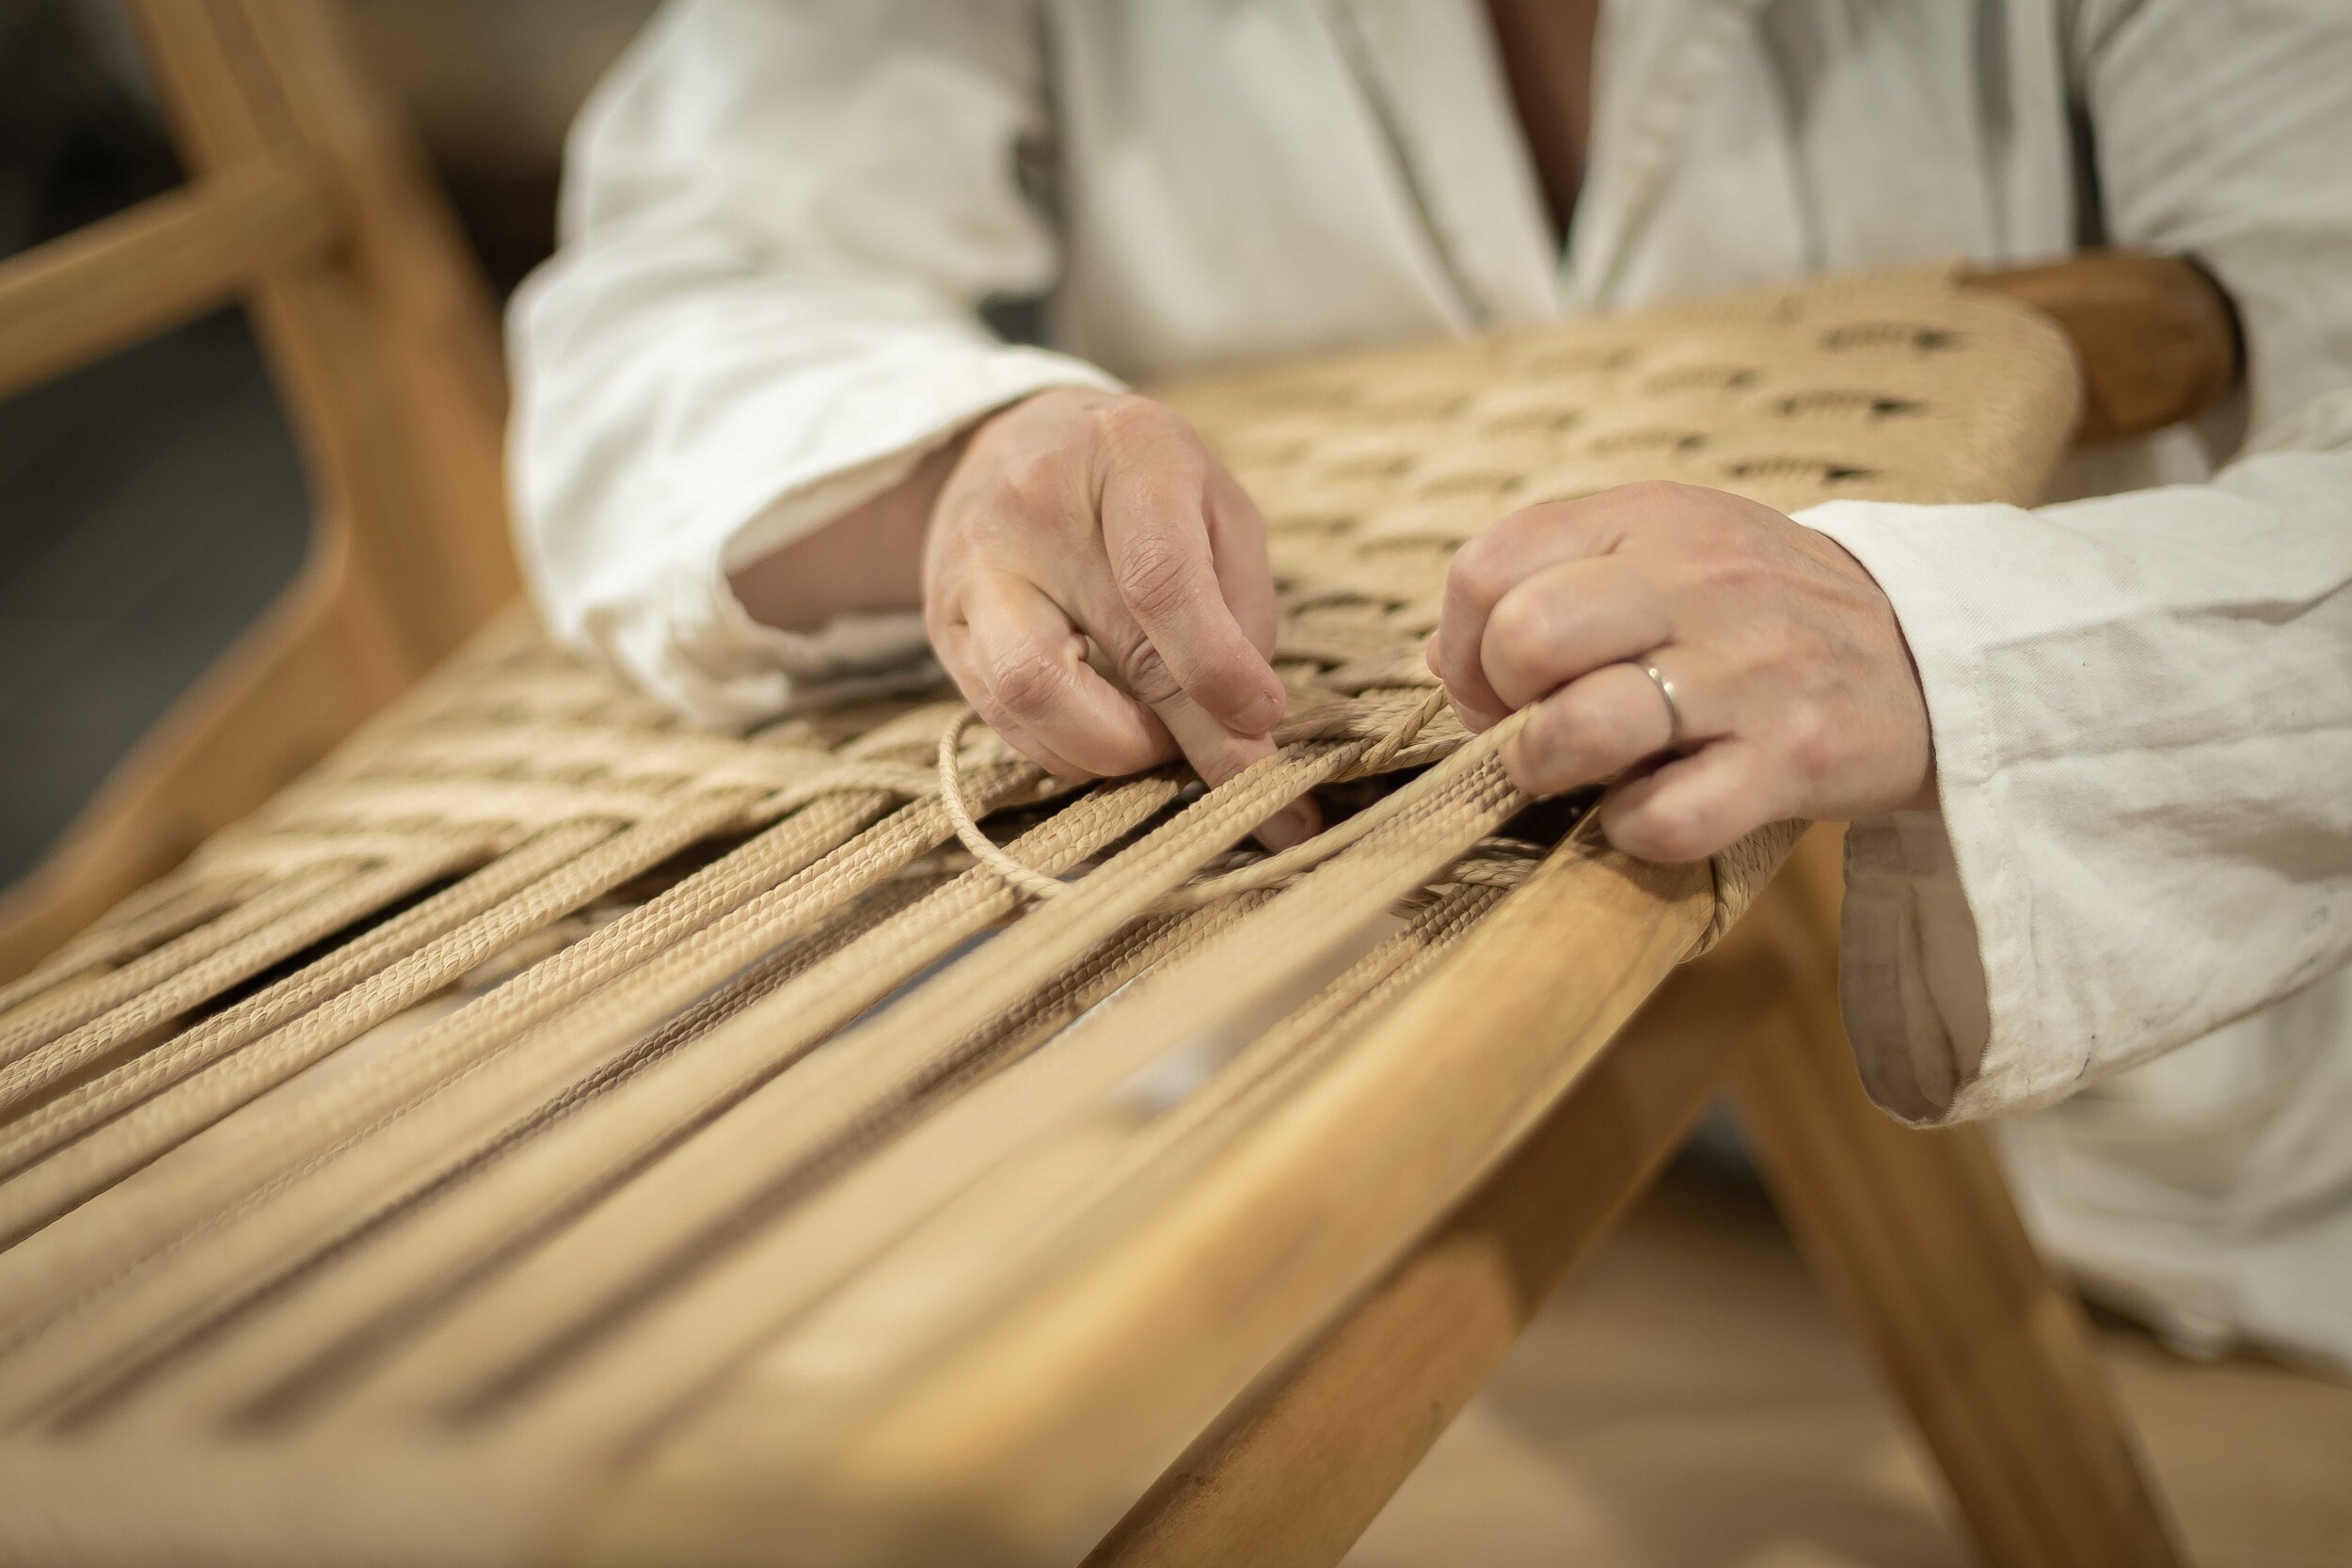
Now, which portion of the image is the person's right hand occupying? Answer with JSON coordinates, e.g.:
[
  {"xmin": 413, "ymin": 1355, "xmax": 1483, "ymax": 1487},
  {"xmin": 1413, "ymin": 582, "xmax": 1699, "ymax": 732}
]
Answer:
[{"xmin": 923, "ymin": 388, "xmax": 1315, "ymax": 847}]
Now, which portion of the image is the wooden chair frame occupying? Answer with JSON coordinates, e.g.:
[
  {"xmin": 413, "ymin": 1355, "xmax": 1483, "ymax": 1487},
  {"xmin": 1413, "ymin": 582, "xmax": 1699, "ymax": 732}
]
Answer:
[
  {"xmin": 1086, "ymin": 832, "xmax": 2183, "ymax": 1568},
  {"xmin": 0, "ymin": 4, "xmax": 2225, "ymax": 1563},
  {"xmin": 0, "ymin": 0, "xmax": 516, "ymax": 980}
]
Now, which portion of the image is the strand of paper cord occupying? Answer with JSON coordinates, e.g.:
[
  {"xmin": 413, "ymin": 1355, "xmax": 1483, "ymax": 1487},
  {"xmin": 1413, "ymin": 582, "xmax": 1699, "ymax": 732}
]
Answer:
[{"xmin": 936, "ymin": 687, "xmax": 1452, "ymax": 911}]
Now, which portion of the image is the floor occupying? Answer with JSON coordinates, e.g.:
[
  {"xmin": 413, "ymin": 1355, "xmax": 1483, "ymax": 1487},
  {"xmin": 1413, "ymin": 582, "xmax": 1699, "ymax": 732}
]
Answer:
[
  {"xmin": 0, "ymin": 309, "xmax": 309, "ymax": 886},
  {"xmin": 1344, "ymin": 1169, "xmax": 2352, "ymax": 1568}
]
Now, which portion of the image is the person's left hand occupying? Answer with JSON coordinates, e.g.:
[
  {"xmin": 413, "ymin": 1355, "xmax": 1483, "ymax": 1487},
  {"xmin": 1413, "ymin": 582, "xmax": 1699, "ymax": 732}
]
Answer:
[{"xmin": 1428, "ymin": 481, "xmax": 1936, "ymax": 862}]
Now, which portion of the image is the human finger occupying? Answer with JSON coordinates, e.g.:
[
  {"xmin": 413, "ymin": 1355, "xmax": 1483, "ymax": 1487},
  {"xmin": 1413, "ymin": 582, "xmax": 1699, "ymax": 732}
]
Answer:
[
  {"xmin": 1024, "ymin": 590, "xmax": 1311, "ymax": 844},
  {"xmin": 1099, "ymin": 449, "xmax": 1287, "ymax": 736},
  {"xmin": 950, "ymin": 573, "xmax": 1172, "ymax": 779},
  {"xmin": 1156, "ymin": 689, "xmax": 1318, "ymax": 847},
  {"xmin": 1073, "ymin": 604, "xmax": 1307, "ymax": 837},
  {"xmin": 1071, "ymin": 591, "xmax": 1316, "ymax": 844},
  {"xmin": 1597, "ymin": 737, "xmax": 1789, "ymax": 863},
  {"xmin": 1203, "ymin": 463, "xmax": 1279, "ymax": 657},
  {"xmin": 1476, "ymin": 555, "xmax": 1672, "ymax": 713},
  {"xmin": 1433, "ymin": 502, "xmax": 1614, "ymax": 729},
  {"xmin": 1149, "ymin": 681, "xmax": 1280, "ymax": 785},
  {"xmin": 1498, "ymin": 651, "xmax": 1711, "ymax": 799}
]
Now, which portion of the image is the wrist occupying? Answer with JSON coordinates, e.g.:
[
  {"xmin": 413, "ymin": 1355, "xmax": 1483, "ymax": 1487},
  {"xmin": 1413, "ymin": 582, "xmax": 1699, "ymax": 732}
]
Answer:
[
  {"xmin": 1806, "ymin": 531, "xmax": 1939, "ymax": 819},
  {"xmin": 731, "ymin": 430, "xmax": 970, "ymax": 633}
]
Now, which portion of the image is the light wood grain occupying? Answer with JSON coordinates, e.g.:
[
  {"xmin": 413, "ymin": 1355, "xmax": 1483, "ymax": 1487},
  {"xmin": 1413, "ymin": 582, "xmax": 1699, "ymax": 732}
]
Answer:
[
  {"xmin": 1967, "ymin": 252, "xmax": 2240, "ymax": 445},
  {"xmin": 0, "ymin": 0, "xmax": 517, "ymax": 982},
  {"xmin": 1087, "ymin": 839, "xmax": 2192, "ymax": 1568},
  {"xmin": 1085, "ymin": 910, "xmax": 1791, "ymax": 1568},
  {"xmin": 1079, "ymin": 828, "xmax": 2187, "ymax": 1568},
  {"xmin": 1730, "ymin": 831, "xmax": 2187, "ymax": 1568},
  {"xmin": 573, "ymin": 840, "xmax": 1714, "ymax": 1568},
  {"xmin": 0, "ymin": 163, "xmax": 336, "ymax": 403},
  {"xmin": 233, "ymin": 0, "xmax": 518, "ymax": 645}
]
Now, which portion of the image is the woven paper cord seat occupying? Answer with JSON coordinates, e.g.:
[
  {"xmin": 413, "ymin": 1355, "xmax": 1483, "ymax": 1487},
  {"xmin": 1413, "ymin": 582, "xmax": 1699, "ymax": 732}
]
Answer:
[{"xmin": 0, "ymin": 266, "xmax": 2083, "ymax": 1567}]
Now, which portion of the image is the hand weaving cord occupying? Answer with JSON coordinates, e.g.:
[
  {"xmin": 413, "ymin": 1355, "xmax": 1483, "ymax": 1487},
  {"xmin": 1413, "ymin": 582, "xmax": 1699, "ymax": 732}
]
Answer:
[
  {"xmin": 0, "ymin": 265, "xmax": 2086, "ymax": 1566},
  {"xmin": 932, "ymin": 689, "xmax": 1458, "ymax": 911}
]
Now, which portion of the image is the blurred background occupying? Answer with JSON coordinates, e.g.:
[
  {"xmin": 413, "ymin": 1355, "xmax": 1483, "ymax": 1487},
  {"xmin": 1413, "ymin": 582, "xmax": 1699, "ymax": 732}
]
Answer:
[{"xmin": 0, "ymin": 0, "xmax": 652, "ymax": 887}]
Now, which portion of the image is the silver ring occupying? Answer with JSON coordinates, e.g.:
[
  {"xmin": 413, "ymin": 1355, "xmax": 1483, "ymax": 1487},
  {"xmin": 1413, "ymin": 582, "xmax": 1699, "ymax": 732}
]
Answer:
[{"xmin": 1636, "ymin": 657, "xmax": 1685, "ymax": 751}]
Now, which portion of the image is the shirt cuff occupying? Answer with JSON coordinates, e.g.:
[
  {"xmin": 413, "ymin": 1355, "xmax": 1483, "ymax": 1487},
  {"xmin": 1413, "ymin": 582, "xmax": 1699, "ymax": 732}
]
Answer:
[
  {"xmin": 604, "ymin": 349, "xmax": 1124, "ymax": 730},
  {"xmin": 1796, "ymin": 498, "xmax": 2037, "ymax": 1125},
  {"xmin": 1836, "ymin": 809, "xmax": 1996, "ymax": 1122}
]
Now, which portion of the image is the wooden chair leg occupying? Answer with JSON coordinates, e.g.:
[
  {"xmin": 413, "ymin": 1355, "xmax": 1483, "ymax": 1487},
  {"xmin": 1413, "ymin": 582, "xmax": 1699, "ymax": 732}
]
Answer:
[
  {"xmin": 1096, "ymin": 825, "xmax": 2184, "ymax": 1568},
  {"xmin": 1086, "ymin": 918, "xmax": 1794, "ymax": 1568},
  {"xmin": 1730, "ymin": 830, "xmax": 2185, "ymax": 1568}
]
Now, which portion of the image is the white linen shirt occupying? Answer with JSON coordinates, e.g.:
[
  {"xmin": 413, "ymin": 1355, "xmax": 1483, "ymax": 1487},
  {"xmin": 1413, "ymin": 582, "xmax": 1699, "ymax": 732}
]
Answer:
[{"xmin": 510, "ymin": 0, "xmax": 2352, "ymax": 1365}]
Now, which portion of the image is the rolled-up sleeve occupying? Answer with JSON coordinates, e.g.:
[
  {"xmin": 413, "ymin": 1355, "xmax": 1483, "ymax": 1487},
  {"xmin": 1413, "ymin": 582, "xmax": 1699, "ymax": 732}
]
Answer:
[
  {"xmin": 1804, "ymin": 458, "xmax": 2352, "ymax": 1123},
  {"xmin": 507, "ymin": 0, "xmax": 1120, "ymax": 726},
  {"xmin": 1790, "ymin": 0, "xmax": 2352, "ymax": 1123}
]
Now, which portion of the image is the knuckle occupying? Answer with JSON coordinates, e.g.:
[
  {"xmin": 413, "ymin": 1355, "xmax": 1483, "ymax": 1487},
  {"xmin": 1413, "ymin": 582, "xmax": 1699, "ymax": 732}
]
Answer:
[
  {"xmin": 1117, "ymin": 539, "xmax": 1196, "ymax": 625},
  {"xmin": 1597, "ymin": 481, "xmax": 1687, "ymax": 539},
  {"xmin": 1740, "ymin": 625, "xmax": 1804, "ymax": 684},
  {"xmin": 1608, "ymin": 481, "xmax": 1723, "ymax": 551},
  {"xmin": 1610, "ymin": 478, "xmax": 1688, "ymax": 513},
  {"xmin": 1495, "ymin": 498, "xmax": 1576, "ymax": 537},
  {"xmin": 1113, "ymin": 638, "xmax": 1183, "ymax": 706},
  {"xmin": 989, "ymin": 649, "xmax": 1066, "ymax": 720},
  {"xmin": 1485, "ymin": 589, "xmax": 1556, "ymax": 665},
  {"xmin": 994, "ymin": 446, "xmax": 1073, "ymax": 517},
  {"xmin": 1093, "ymin": 393, "xmax": 1192, "ymax": 454},
  {"xmin": 1782, "ymin": 705, "xmax": 1839, "ymax": 786},
  {"xmin": 1447, "ymin": 537, "xmax": 1515, "ymax": 612}
]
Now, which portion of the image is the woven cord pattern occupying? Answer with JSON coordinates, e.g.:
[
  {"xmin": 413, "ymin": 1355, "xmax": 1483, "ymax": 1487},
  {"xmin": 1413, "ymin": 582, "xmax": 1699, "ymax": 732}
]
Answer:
[{"xmin": 0, "ymin": 266, "xmax": 2080, "ymax": 1562}]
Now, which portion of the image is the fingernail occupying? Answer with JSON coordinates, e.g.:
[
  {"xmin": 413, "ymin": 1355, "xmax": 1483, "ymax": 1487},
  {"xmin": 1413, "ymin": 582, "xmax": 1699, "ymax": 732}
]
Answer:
[
  {"xmin": 1239, "ymin": 687, "xmax": 1284, "ymax": 736},
  {"xmin": 1451, "ymin": 698, "xmax": 1492, "ymax": 735},
  {"xmin": 1256, "ymin": 800, "xmax": 1320, "ymax": 851}
]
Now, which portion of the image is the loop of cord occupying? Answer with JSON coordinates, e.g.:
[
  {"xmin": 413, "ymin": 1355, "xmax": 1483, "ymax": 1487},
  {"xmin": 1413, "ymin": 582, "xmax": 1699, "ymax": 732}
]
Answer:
[
  {"xmin": 936, "ymin": 711, "xmax": 1072, "ymax": 902},
  {"xmin": 934, "ymin": 686, "xmax": 1454, "ymax": 910}
]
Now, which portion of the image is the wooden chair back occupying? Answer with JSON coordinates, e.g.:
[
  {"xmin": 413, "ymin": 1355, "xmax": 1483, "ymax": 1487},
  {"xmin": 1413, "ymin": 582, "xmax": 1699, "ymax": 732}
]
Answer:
[{"xmin": 0, "ymin": 0, "xmax": 516, "ymax": 980}]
